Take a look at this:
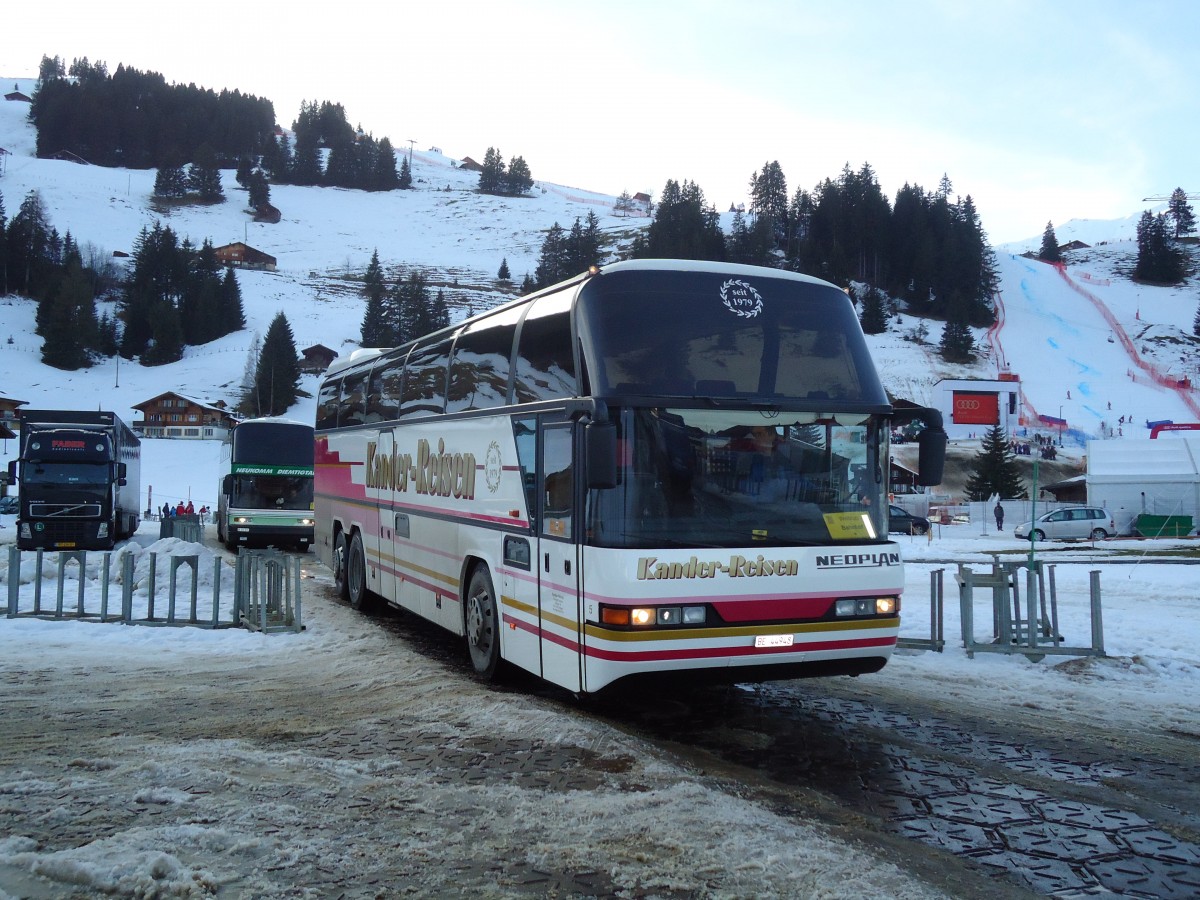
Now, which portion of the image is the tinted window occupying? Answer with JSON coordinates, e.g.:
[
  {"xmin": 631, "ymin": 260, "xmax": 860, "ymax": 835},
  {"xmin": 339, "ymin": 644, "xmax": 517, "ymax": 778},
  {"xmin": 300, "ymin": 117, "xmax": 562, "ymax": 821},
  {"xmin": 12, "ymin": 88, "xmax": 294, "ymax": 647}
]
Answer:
[
  {"xmin": 401, "ymin": 339, "xmax": 451, "ymax": 418},
  {"xmin": 339, "ymin": 369, "xmax": 369, "ymax": 428},
  {"xmin": 316, "ymin": 378, "xmax": 340, "ymax": 430},
  {"xmin": 448, "ymin": 308, "xmax": 520, "ymax": 412},
  {"xmin": 369, "ymin": 353, "xmax": 405, "ymax": 422},
  {"xmin": 575, "ymin": 269, "xmax": 887, "ymax": 406},
  {"xmin": 514, "ymin": 291, "xmax": 577, "ymax": 403}
]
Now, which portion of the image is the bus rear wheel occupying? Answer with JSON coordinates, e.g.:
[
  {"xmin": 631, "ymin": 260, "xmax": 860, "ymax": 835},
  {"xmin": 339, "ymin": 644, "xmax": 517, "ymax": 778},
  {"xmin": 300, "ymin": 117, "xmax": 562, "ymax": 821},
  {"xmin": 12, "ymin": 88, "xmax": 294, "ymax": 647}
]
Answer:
[
  {"xmin": 333, "ymin": 531, "xmax": 351, "ymax": 601},
  {"xmin": 465, "ymin": 566, "xmax": 501, "ymax": 680},
  {"xmin": 345, "ymin": 531, "xmax": 375, "ymax": 612}
]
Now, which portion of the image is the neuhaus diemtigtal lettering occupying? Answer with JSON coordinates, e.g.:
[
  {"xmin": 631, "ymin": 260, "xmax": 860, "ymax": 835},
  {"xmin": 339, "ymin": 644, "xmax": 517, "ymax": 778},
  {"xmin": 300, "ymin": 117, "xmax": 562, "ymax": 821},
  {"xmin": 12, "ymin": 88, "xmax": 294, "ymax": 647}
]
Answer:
[{"xmin": 365, "ymin": 438, "xmax": 477, "ymax": 499}]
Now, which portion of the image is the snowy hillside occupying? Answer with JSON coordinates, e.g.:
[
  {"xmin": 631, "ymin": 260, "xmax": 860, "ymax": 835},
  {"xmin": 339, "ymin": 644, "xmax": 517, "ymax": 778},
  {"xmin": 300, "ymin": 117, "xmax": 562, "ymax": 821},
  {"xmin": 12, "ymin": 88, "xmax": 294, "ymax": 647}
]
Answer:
[{"xmin": 2, "ymin": 74, "xmax": 1199, "ymax": 451}]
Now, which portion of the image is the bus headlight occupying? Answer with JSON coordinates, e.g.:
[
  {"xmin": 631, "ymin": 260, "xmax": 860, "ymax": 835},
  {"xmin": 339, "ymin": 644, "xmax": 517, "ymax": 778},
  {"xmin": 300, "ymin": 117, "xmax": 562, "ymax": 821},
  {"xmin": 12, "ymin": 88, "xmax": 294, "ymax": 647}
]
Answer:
[
  {"xmin": 97, "ymin": 523, "xmax": 109, "ymax": 538},
  {"xmin": 835, "ymin": 597, "xmax": 899, "ymax": 617},
  {"xmin": 300, "ymin": 518, "xmax": 315, "ymax": 527},
  {"xmin": 598, "ymin": 604, "xmax": 708, "ymax": 628},
  {"xmin": 234, "ymin": 516, "xmax": 249, "ymax": 524},
  {"xmin": 630, "ymin": 607, "xmax": 655, "ymax": 627}
]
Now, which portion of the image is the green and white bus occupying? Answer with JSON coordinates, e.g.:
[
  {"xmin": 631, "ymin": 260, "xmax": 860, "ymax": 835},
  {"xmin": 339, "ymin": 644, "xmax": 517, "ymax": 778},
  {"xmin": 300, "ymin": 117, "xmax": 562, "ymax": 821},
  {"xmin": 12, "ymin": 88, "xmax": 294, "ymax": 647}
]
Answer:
[
  {"xmin": 315, "ymin": 260, "xmax": 946, "ymax": 693},
  {"xmin": 218, "ymin": 417, "xmax": 315, "ymax": 551}
]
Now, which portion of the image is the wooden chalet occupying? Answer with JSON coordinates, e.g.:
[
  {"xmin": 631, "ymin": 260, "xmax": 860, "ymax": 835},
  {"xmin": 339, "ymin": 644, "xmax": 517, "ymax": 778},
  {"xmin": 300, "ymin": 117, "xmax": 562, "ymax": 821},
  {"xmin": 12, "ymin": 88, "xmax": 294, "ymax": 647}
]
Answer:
[
  {"xmin": 0, "ymin": 393, "xmax": 27, "ymax": 433},
  {"xmin": 213, "ymin": 242, "xmax": 277, "ymax": 271},
  {"xmin": 4, "ymin": 91, "xmax": 32, "ymax": 103},
  {"xmin": 132, "ymin": 392, "xmax": 239, "ymax": 440},
  {"xmin": 299, "ymin": 344, "xmax": 338, "ymax": 374},
  {"xmin": 458, "ymin": 156, "xmax": 484, "ymax": 172}
]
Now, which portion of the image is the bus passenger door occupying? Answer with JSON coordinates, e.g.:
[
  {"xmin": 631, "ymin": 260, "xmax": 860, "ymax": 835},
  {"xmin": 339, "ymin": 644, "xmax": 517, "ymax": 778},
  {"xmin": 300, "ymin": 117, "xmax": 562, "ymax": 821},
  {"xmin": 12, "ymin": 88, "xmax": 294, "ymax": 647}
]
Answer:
[
  {"xmin": 375, "ymin": 429, "xmax": 398, "ymax": 604},
  {"xmin": 538, "ymin": 420, "xmax": 582, "ymax": 692}
]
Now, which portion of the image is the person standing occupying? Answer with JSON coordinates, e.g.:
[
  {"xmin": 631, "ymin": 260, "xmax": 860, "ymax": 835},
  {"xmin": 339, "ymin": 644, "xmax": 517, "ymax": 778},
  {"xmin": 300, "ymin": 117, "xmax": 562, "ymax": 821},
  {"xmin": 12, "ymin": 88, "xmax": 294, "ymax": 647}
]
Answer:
[{"xmin": 994, "ymin": 501, "xmax": 1005, "ymax": 531}]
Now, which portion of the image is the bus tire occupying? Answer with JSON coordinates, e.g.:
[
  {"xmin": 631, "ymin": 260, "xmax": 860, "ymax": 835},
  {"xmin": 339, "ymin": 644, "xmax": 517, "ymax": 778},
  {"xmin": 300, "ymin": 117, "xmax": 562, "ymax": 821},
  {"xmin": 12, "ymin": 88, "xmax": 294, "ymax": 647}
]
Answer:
[
  {"xmin": 333, "ymin": 530, "xmax": 351, "ymax": 601},
  {"xmin": 346, "ymin": 531, "xmax": 374, "ymax": 612},
  {"xmin": 465, "ymin": 565, "xmax": 501, "ymax": 680}
]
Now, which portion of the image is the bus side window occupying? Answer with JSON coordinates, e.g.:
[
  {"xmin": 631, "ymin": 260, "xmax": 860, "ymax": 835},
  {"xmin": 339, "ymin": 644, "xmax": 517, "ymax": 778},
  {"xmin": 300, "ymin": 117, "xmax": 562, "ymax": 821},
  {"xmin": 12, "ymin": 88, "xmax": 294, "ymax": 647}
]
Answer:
[
  {"xmin": 401, "ymin": 339, "xmax": 451, "ymax": 419},
  {"xmin": 448, "ymin": 309, "xmax": 519, "ymax": 413},
  {"xmin": 514, "ymin": 291, "xmax": 576, "ymax": 403},
  {"xmin": 512, "ymin": 417, "xmax": 537, "ymax": 525},
  {"xmin": 370, "ymin": 357, "xmax": 403, "ymax": 422},
  {"xmin": 339, "ymin": 370, "xmax": 368, "ymax": 428},
  {"xmin": 316, "ymin": 378, "xmax": 341, "ymax": 430}
]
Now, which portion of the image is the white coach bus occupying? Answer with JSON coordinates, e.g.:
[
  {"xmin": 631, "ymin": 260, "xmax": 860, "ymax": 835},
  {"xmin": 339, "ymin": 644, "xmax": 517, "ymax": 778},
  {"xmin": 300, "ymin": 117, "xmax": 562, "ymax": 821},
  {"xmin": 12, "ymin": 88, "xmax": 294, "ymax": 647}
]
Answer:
[{"xmin": 314, "ymin": 260, "xmax": 946, "ymax": 693}]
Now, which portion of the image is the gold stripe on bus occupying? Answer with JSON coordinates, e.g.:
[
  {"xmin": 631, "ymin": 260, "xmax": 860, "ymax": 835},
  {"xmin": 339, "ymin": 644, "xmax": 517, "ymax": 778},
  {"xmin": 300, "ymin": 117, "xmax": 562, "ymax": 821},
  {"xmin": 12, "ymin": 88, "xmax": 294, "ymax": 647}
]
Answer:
[
  {"xmin": 373, "ymin": 548, "xmax": 458, "ymax": 589},
  {"xmin": 502, "ymin": 596, "xmax": 579, "ymax": 633},
  {"xmin": 583, "ymin": 617, "xmax": 899, "ymax": 642}
]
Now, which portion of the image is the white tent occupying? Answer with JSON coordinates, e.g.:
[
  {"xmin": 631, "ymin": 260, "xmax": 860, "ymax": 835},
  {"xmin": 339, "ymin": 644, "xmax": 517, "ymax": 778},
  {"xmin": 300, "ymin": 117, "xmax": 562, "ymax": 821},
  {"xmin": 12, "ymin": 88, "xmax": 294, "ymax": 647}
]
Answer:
[{"xmin": 1087, "ymin": 436, "xmax": 1200, "ymax": 535}]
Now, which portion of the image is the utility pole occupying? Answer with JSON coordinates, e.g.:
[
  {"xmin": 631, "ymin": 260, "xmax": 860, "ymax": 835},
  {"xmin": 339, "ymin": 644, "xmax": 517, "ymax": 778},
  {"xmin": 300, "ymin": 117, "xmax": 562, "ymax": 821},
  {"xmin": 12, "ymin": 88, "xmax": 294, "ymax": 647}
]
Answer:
[{"xmin": 407, "ymin": 139, "xmax": 416, "ymax": 165}]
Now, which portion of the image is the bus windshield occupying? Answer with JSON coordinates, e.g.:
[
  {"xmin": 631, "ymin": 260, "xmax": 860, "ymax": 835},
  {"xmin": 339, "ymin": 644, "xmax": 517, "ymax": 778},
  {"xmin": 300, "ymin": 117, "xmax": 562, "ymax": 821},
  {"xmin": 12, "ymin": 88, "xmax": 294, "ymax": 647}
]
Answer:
[
  {"xmin": 587, "ymin": 407, "xmax": 887, "ymax": 548},
  {"xmin": 231, "ymin": 474, "xmax": 314, "ymax": 511},
  {"xmin": 25, "ymin": 461, "xmax": 111, "ymax": 486}
]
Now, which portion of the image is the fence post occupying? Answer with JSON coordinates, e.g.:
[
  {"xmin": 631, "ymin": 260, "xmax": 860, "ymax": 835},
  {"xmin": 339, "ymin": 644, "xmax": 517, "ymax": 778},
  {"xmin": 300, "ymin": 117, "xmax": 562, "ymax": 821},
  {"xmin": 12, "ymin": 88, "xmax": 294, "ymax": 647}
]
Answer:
[
  {"xmin": 122, "ymin": 551, "xmax": 135, "ymax": 624},
  {"xmin": 7, "ymin": 546, "xmax": 18, "ymax": 618},
  {"xmin": 1090, "ymin": 570, "xmax": 1105, "ymax": 655}
]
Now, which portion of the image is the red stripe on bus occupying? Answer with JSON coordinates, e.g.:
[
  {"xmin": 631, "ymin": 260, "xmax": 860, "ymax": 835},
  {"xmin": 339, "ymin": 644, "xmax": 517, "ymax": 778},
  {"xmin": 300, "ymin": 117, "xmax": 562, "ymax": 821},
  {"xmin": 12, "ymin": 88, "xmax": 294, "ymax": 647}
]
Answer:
[{"xmin": 582, "ymin": 635, "xmax": 896, "ymax": 662}]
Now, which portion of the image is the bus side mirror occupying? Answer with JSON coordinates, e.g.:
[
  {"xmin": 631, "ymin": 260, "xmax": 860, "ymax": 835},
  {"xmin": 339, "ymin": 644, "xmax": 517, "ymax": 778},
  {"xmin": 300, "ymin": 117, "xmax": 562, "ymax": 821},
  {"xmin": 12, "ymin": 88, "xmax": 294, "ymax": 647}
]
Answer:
[
  {"xmin": 917, "ymin": 425, "xmax": 947, "ymax": 486},
  {"xmin": 222, "ymin": 474, "xmax": 234, "ymax": 494},
  {"xmin": 6, "ymin": 460, "xmax": 16, "ymax": 483},
  {"xmin": 585, "ymin": 421, "xmax": 617, "ymax": 489}
]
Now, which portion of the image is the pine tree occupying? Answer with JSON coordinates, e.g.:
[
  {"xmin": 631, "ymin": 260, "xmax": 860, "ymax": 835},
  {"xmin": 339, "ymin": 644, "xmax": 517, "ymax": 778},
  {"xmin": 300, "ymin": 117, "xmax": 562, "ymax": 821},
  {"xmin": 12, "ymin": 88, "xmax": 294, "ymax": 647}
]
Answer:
[
  {"xmin": 1037, "ymin": 221, "xmax": 1062, "ymax": 263},
  {"xmin": 497, "ymin": 258, "xmax": 511, "ymax": 281},
  {"xmin": 153, "ymin": 165, "xmax": 189, "ymax": 201},
  {"xmin": 142, "ymin": 300, "xmax": 184, "ymax": 366},
  {"xmin": 504, "ymin": 155, "xmax": 533, "ymax": 195},
  {"xmin": 398, "ymin": 154, "xmax": 412, "ymax": 189},
  {"xmin": 1134, "ymin": 211, "xmax": 1186, "ymax": 284},
  {"xmin": 187, "ymin": 144, "xmax": 224, "ymax": 202},
  {"xmin": 964, "ymin": 424, "xmax": 1027, "ymax": 500},
  {"xmin": 938, "ymin": 311, "xmax": 975, "ymax": 363},
  {"xmin": 613, "ymin": 191, "xmax": 634, "ymax": 217},
  {"xmin": 478, "ymin": 147, "xmax": 505, "ymax": 194},
  {"xmin": 859, "ymin": 286, "xmax": 889, "ymax": 334},
  {"xmin": 218, "ymin": 266, "xmax": 246, "ymax": 334},
  {"xmin": 636, "ymin": 179, "xmax": 725, "ymax": 262},
  {"xmin": 1194, "ymin": 296, "xmax": 1200, "ymax": 338},
  {"xmin": 360, "ymin": 250, "xmax": 390, "ymax": 346},
  {"xmin": 1168, "ymin": 188, "xmax": 1196, "ymax": 238},
  {"xmin": 535, "ymin": 223, "xmax": 570, "ymax": 288},
  {"xmin": 246, "ymin": 169, "xmax": 270, "ymax": 209},
  {"xmin": 253, "ymin": 312, "xmax": 301, "ymax": 416}
]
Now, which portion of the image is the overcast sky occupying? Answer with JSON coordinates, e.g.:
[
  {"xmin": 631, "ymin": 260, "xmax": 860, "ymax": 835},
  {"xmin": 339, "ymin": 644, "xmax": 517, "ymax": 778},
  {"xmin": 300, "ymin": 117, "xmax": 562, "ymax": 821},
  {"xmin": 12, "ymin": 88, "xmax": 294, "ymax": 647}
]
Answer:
[{"xmin": 4, "ymin": 0, "xmax": 1196, "ymax": 244}]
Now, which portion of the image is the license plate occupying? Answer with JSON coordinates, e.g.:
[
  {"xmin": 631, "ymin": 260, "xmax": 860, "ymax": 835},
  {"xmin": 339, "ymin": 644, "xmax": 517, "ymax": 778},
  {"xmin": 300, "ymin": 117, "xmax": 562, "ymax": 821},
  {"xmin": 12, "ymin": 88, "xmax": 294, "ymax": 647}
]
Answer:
[{"xmin": 755, "ymin": 634, "xmax": 794, "ymax": 648}]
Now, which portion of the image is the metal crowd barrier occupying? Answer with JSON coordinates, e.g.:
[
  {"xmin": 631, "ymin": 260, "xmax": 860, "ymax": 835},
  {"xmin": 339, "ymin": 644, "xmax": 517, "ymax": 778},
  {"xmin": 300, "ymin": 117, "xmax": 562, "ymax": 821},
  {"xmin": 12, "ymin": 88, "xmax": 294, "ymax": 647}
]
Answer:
[
  {"xmin": 234, "ymin": 549, "xmax": 303, "ymax": 633},
  {"xmin": 5, "ymin": 546, "xmax": 302, "ymax": 633},
  {"xmin": 957, "ymin": 559, "xmax": 1105, "ymax": 661}
]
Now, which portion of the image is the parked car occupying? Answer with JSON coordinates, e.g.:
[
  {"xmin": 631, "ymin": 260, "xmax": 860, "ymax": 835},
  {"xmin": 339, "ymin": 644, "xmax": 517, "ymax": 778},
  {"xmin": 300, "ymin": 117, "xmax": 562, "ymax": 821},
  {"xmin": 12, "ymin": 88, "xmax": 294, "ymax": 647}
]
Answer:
[
  {"xmin": 0, "ymin": 495, "xmax": 17, "ymax": 514},
  {"xmin": 888, "ymin": 504, "xmax": 930, "ymax": 535},
  {"xmin": 1014, "ymin": 506, "xmax": 1115, "ymax": 542}
]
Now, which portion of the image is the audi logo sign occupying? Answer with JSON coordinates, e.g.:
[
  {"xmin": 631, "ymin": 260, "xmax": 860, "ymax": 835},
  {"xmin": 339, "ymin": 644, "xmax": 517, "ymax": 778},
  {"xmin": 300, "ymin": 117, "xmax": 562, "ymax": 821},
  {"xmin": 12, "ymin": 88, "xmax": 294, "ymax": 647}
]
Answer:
[{"xmin": 952, "ymin": 391, "xmax": 999, "ymax": 425}]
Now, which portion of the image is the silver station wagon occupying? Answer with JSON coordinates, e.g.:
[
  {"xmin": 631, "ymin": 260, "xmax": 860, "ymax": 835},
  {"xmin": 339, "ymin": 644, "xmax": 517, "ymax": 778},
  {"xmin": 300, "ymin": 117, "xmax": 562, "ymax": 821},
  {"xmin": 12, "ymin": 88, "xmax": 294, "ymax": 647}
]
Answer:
[{"xmin": 1014, "ymin": 506, "xmax": 1115, "ymax": 542}]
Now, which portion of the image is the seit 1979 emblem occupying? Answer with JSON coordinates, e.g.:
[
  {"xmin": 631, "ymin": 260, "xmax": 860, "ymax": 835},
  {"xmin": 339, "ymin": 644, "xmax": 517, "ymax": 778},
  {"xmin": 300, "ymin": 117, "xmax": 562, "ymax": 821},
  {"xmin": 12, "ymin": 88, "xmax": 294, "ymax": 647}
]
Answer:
[
  {"xmin": 484, "ymin": 441, "xmax": 503, "ymax": 493},
  {"xmin": 720, "ymin": 279, "xmax": 763, "ymax": 318}
]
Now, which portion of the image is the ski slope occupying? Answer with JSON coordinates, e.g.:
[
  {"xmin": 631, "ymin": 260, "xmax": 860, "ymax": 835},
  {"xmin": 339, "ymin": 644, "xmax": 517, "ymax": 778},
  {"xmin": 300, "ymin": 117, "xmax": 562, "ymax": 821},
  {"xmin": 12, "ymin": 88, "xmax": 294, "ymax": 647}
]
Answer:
[{"xmin": 990, "ymin": 251, "xmax": 1199, "ymax": 442}]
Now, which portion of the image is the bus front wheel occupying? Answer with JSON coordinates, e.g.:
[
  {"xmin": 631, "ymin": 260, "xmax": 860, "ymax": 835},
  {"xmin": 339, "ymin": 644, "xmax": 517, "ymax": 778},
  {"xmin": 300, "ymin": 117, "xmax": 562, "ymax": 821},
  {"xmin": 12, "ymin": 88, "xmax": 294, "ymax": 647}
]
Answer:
[{"xmin": 465, "ymin": 566, "xmax": 501, "ymax": 680}]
